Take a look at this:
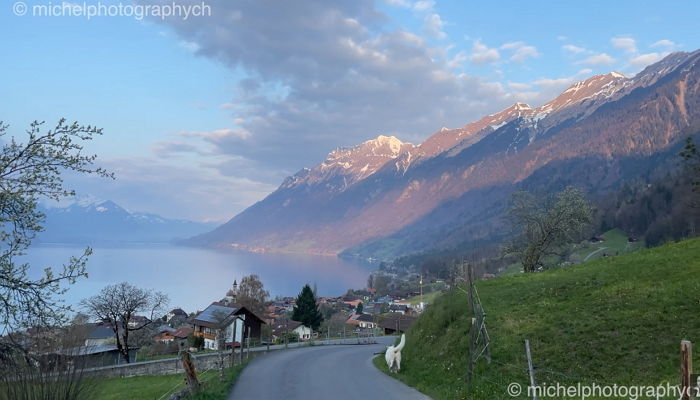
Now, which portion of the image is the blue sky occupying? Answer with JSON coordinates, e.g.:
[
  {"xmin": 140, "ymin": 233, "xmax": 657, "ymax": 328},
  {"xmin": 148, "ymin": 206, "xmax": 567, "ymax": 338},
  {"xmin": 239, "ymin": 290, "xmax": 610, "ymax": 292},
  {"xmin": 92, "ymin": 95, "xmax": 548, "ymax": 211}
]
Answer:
[{"xmin": 1, "ymin": 0, "xmax": 698, "ymax": 221}]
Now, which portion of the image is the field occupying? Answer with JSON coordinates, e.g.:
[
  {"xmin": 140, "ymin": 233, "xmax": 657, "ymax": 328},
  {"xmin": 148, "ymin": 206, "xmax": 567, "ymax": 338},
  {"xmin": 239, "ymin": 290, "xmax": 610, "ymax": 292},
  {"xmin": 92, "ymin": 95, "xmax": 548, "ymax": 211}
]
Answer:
[
  {"xmin": 89, "ymin": 362, "xmax": 248, "ymax": 400},
  {"xmin": 403, "ymin": 289, "xmax": 443, "ymax": 307},
  {"xmin": 502, "ymin": 228, "xmax": 646, "ymax": 275},
  {"xmin": 375, "ymin": 237, "xmax": 700, "ymax": 400},
  {"xmin": 569, "ymin": 228, "xmax": 646, "ymax": 263}
]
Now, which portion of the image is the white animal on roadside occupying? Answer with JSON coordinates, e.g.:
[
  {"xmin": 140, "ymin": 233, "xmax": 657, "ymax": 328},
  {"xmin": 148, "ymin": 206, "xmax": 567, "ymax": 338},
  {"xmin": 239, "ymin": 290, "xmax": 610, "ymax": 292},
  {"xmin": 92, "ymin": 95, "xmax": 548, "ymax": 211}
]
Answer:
[{"xmin": 385, "ymin": 334, "xmax": 406, "ymax": 373}]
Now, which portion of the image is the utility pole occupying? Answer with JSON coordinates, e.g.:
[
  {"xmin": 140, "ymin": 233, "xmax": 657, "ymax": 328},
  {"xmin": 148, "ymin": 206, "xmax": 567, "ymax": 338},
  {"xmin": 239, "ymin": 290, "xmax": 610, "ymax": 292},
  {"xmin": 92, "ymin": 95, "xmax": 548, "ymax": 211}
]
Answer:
[
  {"xmin": 419, "ymin": 274, "xmax": 423, "ymax": 303},
  {"xmin": 246, "ymin": 326, "xmax": 251, "ymax": 360},
  {"xmin": 230, "ymin": 318, "xmax": 237, "ymax": 366}
]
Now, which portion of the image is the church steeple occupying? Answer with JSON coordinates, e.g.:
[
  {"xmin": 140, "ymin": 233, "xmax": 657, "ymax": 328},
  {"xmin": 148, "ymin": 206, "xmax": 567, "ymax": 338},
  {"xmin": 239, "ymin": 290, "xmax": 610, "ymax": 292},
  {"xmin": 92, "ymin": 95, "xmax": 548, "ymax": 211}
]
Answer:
[{"xmin": 223, "ymin": 278, "xmax": 238, "ymax": 305}]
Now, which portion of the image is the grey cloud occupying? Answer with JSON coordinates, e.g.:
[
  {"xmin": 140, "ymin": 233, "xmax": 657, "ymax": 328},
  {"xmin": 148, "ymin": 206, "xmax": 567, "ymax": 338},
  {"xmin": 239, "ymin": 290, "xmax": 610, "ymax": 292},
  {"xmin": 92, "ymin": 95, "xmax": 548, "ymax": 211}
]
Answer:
[{"xmin": 140, "ymin": 0, "xmax": 517, "ymax": 175}]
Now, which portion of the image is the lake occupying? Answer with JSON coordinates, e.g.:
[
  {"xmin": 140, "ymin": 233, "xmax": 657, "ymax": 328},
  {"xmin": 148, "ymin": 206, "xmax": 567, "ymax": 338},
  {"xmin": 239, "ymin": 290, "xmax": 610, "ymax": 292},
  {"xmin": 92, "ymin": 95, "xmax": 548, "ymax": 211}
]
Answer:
[{"xmin": 21, "ymin": 245, "xmax": 372, "ymax": 314}]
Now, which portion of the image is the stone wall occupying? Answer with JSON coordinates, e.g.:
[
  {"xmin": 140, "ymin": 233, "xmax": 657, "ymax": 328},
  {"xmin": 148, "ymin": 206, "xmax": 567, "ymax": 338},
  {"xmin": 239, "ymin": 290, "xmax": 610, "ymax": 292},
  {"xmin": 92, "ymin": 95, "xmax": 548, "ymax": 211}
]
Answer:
[{"xmin": 82, "ymin": 352, "xmax": 237, "ymax": 379}]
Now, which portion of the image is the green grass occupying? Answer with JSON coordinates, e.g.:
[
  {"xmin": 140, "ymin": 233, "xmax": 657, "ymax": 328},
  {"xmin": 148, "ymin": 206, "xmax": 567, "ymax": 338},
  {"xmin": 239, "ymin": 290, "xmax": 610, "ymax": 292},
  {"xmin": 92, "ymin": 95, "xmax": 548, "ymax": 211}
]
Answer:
[
  {"xmin": 570, "ymin": 228, "xmax": 645, "ymax": 263},
  {"xmin": 376, "ymin": 237, "xmax": 700, "ymax": 400},
  {"xmin": 89, "ymin": 374, "xmax": 183, "ymax": 400},
  {"xmin": 90, "ymin": 362, "xmax": 248, "ymax": 400},
  {"xmin": 404, "ymin": 290, "xmax": 442, "ymax": 306}
]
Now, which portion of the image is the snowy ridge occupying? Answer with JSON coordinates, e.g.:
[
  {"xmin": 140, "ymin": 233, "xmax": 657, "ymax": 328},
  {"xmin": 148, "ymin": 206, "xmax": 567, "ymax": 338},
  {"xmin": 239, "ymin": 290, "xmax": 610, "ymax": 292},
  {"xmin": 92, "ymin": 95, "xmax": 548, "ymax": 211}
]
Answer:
[{"xmin": 281, "ymin": 134, "xmax": 415, "ymax": 191}]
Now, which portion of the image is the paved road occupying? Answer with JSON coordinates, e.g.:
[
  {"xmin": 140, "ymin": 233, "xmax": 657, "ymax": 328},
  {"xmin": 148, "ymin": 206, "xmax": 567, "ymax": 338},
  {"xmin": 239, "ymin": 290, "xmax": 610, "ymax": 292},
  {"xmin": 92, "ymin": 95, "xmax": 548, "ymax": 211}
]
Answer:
[{"xmin": 228, "ymin": 336, "xmax": 431, "ymax": 400}]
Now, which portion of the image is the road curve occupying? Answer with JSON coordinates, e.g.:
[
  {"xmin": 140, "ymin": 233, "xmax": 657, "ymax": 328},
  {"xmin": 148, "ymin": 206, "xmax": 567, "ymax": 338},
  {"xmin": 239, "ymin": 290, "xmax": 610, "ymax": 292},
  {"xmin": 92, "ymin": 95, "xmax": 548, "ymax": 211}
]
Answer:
[{"xmin": 228, "ymin": 336, "xmax": 431, "ymax": 400}]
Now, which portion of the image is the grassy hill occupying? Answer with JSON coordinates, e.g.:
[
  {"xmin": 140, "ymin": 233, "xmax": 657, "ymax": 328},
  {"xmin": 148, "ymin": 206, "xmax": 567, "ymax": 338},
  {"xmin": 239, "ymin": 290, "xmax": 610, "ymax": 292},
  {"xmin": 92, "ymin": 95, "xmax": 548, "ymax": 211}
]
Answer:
[
  {"xmin": 376, "ymin": 237, "xmax": 700, "ymax": 399},
  {"xmin": 502, "ymin": 228, "xmax": 646, "ymax": 275},
  {"xmin": 569, "ymin": 228, "xmax": 646, "ymax": 263}
]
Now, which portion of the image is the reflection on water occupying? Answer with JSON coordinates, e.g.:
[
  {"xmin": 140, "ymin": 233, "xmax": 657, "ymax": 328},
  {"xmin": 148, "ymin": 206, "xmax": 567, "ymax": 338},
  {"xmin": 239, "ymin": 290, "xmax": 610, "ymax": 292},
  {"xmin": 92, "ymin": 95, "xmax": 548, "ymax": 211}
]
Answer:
[{"xmin": 22, "ymin": 245, "xmax": 373, "ymax": 313}]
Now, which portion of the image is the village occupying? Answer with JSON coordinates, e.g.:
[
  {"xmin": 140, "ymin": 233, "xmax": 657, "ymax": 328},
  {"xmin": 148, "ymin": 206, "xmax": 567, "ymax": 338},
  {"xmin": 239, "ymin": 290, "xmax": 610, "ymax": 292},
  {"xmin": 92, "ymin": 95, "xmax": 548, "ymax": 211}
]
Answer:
[{"xmin": 53, "ymin": 273, "xmax": 439, "ymax": 369}]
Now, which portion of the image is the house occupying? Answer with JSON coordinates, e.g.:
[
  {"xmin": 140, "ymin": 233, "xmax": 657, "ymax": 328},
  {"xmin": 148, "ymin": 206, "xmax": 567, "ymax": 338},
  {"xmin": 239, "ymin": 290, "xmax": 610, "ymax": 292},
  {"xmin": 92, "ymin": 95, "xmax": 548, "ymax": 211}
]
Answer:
[
  {"xmin": 346, "ymin": 314, "xmax": 377, "ymax": 329},
  {"xmin": 172, "ymin": 326, "xmax": 193, "ymax": 341},
  {"xmin": 342, "ymin": 299, "xmax": 362, "ymax": 309},
  {"xmin": 153, "ymin": 325, "xmax": 192, "ymax": 344},
  {"xmin": 380, "ymin": 314, "xmax": 416, "ymax": 335},
  {"xmin": 167, "ymin": 308, "xmax": 188, "ymax": 322},
  {"xmin": 271, "ymin": 320, "xmax": 313, "ymax": 341},
  {"xmin": 389, "ymin": 304, "xmax": 410, "ymax": 314},
  {"xmin": 365, "ymin": 303, "xmax": 383, "ymax": 315},
  {"xmin": 191, "ymin": 302, "xmax": 265, "ymax": 350},
  {"xmin": 290, "ymin": 322, "xmax": 312, "ymax": 341},
  {"xmin": 54, "ymin": 345, "xmax": 138, "ymax": 368},
  {"xmin": 84, "ymin": 323, "xmax": 114, "ymax": 347},
  {"xmin": 376, "ymin": 296, "xmax": 393, "ymax": 304},
  {"xmin": 153, "ymin": 326, "xmax": 177, "ymax": 342},
  {"xmin": 127, "ymin": 315, "xmax": 151, "ymax": 329}
]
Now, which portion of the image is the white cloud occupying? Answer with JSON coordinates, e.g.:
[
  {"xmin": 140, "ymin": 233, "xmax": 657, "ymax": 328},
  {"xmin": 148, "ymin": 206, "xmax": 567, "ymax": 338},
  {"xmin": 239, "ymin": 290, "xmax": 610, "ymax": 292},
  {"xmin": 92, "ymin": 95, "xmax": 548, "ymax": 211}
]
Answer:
[
  {"xmin": 384, "ymin": 0, "xmax": 412, "ymax": 7},
  {"xmin": 611, "ymin": 37, "xmax": 637, "ymax": 55},
  {"xmin": 629, "ymin": 52, "xmax": 662, "ymax": 68},
  {"xmin": 412, "ymin": 0, "xmax": 434, "ymax": 12},
  {"xmin": 562, "ymin": 44, "xmax": 587, "ymax": 54},
  {"xmin": 651, "ymin": 39, "xmax": 677, "ymax": 49},
  {"xmin": 178, "ymin": 40, "xmax": 200, "ymax": 52},
  {"xmin": 501, "ymin": 41, "xmax": 540, "ymax": 63},
  {"xmin": 556, "ymin": 35, "xmax": 568, "ymax": 41},
  {"xmin": 507, "ymin": 82, "xmax": 532, "ymax": 91},
  {"xmin": 469, "ymin": 40, "xmax": 500, "ymax": 64},
  {"xmin": 514, "ymin": 68, "xmax": 595, "ymax": 105},
  {"xmin": 446, "ymin": 51, "xmax": 467, "ymax": 70},
  {"xmin": 184, "ymin": 128, "xmax": 252, "ymax": 141},
  {"xmin": 423, "ymin": 13, "xmax": 446, "ymax": 39},
  {"xmin": 577, "ymin": 53, "xmax": 616, "ymax": 66}
]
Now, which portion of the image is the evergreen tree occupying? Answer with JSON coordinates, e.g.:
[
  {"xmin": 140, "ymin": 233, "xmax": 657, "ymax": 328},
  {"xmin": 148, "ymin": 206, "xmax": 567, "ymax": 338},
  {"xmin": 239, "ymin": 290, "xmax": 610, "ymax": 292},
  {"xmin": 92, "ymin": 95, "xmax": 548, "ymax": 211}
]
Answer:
[
  {"xmin": 292, "ymin": 284, "xmax": 323, "ymax": 330},
  {"xmin": 681, "ymin": 136, "xmax": 700, "ymax": 208},
  {"xmin": 356, "ymin": 302, "xmax": 363, "ymax": 315}
]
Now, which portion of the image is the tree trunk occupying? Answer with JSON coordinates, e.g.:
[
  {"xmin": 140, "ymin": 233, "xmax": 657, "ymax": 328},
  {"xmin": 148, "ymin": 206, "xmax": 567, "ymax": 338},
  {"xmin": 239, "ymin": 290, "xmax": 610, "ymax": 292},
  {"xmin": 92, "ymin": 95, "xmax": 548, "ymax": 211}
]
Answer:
[
  {"xmin": 111, "ymin": 327, "xmax": 130, "ymax": 364},
  {"xmin": 120, "ymin": 323, "xmax": 131, "ymax": 363}
]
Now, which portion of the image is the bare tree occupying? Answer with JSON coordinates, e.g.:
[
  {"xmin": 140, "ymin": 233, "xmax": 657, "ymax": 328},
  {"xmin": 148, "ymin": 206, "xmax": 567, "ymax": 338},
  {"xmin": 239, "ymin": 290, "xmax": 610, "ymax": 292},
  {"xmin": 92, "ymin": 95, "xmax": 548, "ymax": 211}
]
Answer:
[
  {"xmin": 504, "ymin": 187, "xmax": 594, "ymax": 272},
  {"xmin": 236, "ymin": 274, "xmax": 269, "ymax": 317},
  {"xmin": 81, "ymin": 282, "xmax": 168, "ymax": 363}
]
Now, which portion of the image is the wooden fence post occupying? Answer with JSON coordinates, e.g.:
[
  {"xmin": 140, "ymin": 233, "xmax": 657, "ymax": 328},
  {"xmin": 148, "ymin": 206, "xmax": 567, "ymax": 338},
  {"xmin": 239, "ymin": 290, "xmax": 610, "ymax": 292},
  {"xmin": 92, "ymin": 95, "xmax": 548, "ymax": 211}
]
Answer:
[
  {"xmin": 525, "ymin": 340, "xmax": 538, "ymax": 400},
  {"xmin": 466, "ymin": 262, "xmax": 474, "ymax": 313},
  {"xmin": 180, "ymin": 351, "xmax": 200, "ymax": 395},
  {"xmin": 681, "ymin": 340, "xmax": 693, "ymax": 400},
  {"xmin": 466, "ymin": 317, "xmax": 476, "ymax": 392}
]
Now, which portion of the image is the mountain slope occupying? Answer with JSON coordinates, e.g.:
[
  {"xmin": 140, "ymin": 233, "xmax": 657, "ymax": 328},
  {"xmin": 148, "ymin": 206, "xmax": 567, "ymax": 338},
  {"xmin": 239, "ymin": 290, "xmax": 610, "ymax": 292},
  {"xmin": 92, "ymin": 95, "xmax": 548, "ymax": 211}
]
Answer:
[
  {"xmin": 376, "ymin": 237, "xmax": 700, "ymax": 399},
  {"xmin": 192, "ymin": 50, "xmax": 700, "ymax": 257},
  {"xmin": 38, "ymin": 200, "xmax": 216, "ymax": 245}
]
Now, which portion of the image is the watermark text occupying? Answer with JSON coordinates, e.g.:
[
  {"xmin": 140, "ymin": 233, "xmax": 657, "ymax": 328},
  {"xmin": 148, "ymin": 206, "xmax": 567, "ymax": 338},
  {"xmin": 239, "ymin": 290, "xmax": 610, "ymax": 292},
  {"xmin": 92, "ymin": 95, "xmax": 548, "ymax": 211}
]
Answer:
[{"xmin": 12, "ymin": 1, "xmax": 212, "ymax": 20}]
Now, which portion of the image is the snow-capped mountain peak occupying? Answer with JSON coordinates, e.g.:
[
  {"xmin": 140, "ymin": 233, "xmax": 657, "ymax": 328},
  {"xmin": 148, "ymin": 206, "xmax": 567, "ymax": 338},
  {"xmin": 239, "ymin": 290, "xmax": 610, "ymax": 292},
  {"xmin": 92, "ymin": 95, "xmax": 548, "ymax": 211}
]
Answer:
[{"xmin": 282, "ymin": 134, "xmax": 415, "ymax": 191}]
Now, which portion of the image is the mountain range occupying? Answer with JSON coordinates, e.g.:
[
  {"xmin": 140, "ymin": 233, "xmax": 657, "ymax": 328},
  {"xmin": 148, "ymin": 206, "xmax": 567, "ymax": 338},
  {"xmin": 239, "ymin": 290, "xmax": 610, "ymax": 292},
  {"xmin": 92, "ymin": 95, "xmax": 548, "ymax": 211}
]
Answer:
[
  {"xmin": 189, "ymin": 50, "xmax": 700, "ymax": 259},
  {"xmin": 37, "ymin": 199, "xmax": 217, "ymax": 245}
]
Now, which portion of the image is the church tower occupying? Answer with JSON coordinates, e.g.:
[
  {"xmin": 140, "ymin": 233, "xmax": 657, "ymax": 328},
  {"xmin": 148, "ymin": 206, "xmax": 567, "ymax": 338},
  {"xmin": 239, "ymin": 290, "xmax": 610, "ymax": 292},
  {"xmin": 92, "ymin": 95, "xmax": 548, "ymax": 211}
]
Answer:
[{"xmin": 223, "ymin": 279, "xmax": 238, "ymax": 306}]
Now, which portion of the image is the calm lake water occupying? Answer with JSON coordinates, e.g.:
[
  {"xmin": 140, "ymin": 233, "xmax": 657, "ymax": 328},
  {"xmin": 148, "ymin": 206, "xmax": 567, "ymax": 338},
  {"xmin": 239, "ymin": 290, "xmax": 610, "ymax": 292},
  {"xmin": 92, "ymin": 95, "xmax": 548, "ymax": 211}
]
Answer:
[{"xmin": 22, "ymin": 245, "xmax": 372, "ymax": 314}]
